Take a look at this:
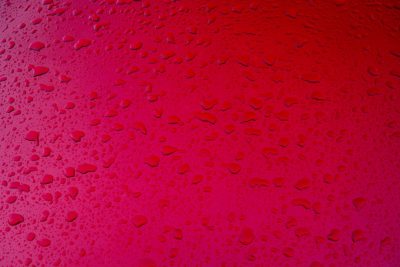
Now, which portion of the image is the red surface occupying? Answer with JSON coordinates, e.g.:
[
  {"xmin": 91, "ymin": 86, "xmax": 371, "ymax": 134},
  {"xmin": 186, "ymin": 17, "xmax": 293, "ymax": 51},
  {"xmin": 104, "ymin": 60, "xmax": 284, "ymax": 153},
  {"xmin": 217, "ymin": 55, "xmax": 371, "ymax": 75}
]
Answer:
[{"xmin": 1, "ymin": 0, "xmax": 400, "ymax": 266}]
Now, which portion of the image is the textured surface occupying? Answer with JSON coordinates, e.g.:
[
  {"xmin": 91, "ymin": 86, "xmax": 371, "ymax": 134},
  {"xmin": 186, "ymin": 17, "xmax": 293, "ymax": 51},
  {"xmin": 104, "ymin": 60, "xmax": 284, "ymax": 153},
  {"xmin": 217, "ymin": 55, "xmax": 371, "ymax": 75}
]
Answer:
[{"xmin": 1, "ymin": 0, "xmax": 400, "ymax": 266}]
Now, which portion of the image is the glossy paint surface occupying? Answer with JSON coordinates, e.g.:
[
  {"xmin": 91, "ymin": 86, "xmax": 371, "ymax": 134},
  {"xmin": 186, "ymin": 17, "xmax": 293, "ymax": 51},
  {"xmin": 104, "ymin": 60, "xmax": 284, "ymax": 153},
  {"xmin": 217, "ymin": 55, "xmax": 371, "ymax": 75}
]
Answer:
[{"xmin": 1, "ymin": 0, "xmax": 400, "ymax": 266}]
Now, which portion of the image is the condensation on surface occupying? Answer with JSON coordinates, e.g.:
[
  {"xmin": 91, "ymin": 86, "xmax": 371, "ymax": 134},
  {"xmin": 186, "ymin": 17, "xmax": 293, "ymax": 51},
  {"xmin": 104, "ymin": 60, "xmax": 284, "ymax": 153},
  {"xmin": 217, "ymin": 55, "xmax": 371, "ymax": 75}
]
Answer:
[{"xmin": 0, "ymin": 0, "xmax": 400, "ymax": 266}]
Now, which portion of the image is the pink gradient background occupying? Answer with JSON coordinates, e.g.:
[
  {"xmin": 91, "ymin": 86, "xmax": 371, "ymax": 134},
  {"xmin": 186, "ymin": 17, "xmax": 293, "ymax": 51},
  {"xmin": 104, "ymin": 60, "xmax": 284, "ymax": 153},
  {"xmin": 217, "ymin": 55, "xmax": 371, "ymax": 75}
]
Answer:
[{"xmin": 1, "ymin": 0, "xmax": 400, "ymax": 266}]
